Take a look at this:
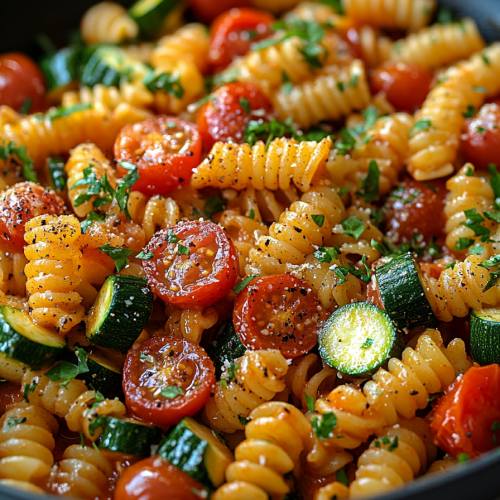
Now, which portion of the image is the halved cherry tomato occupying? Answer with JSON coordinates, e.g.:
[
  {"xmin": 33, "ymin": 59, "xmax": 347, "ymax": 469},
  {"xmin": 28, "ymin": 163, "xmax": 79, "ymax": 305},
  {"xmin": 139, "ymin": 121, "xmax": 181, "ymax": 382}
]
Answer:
[
  {"xmin": 189, "ymin": 0, "xmax": 251, "ymax": 24},
  {"xmin": 197, "ymin": 83, "xmax": 273, "ymax": 150},
  {"xmin": 114, "ymin": 456, "xmax": 207, "ymax": 500},
  {"xmin": 431, "ymin": 364, "xmax": 500, "ymax": 459},
  {"xmin": 461, "ymin": 103, "xmax": 500, "ymax": 169},
  {"xmin": 143, "ymin": 221, "xmax": 239, "ymax": 309},
  {"xmin": 208, "ymin": 8, "xmax": 274, "ymax": 71},
  {"xmin": 123, "ymin": 337, "xmax": 215, "ymax": 428},
  {"xmin": 0, "ymin": 53, "xmax": 45, "ymax": 113},
  {"xmin": 383, "ymin": 177, "xmax": 447, "ymax": 244},
  {"xmin": 233, "ymin": 274, "xmax": 327, "ymax": 359},
  {"xmin": 370, "ymin": 62, "xmax": 433, "ymax": 113},
  {"xmin": 0, "ymin": 182, "xmax": 65, "ymax": 252},
  {"xmin": 114, "ymin": 116, "xmax": 202, "ymax": 196}
]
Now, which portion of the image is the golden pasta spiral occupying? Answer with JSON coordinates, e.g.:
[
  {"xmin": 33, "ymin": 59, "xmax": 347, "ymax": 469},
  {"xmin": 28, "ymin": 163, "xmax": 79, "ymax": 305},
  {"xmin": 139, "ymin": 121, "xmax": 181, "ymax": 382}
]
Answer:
[
  {"xmin": 408, "ymin": 43, "xmax": 500, "ymax": 181},
  {"xmin": 80, "ymin": 1, "xmax": 138, "ymax": 44},
  {"xmin": 164, "ymin": 306, "xmax": 218, "ymax": 344},
  {"xmin": 141, "ymin": 195, "xmax": 180, "ymax": 242},
  {"xmin": 191, "ymin": 137, "xmax": 332, "ymax": 192},
  {"xmin": 390, "ymin": 19, "xmax": 485, "ymax": 70},
  {"xmin": 0, "ymin": 403, "xmax": 58, "ymax": 492},
  {"xmin": 273, "ymin": 61, "xmax": 371, "ymax": 128},
  {"xmin": 24, "ymin": 215, "xmax": 84, "ymax": 334},
  {"xmin": 247, "ymin": 185, "xmax": 346, "ymax": 275},
  {"xmin": 342, "ymin": 0, "xmax": 436, "ymax": 32},
  {"xmin": 212, "ymin": 402, "xmax": 311, "ymax": 500},
  {"xmin": 0, "ymin": 250, "xmax": 27, "ymax": 297},
  {"xmin": 204, "ymin": 350, "xmax": 288, "ymax": 434},
  {"xmin": 444, "ymin": 164, "xmax": 496, "ymax": 256}
]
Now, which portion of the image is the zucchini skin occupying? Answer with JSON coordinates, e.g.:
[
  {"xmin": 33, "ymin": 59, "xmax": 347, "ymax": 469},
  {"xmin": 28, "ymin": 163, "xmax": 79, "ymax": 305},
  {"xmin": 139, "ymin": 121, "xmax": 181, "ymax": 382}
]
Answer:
[
  {"xmin": 205, "ymin": 320, "xmax": 246, "ymax": 380},
  {"xmin": 129, "ymin": 0, "xmax": 183, "ymax": 37},
  {"xmin": 0, "ymin": 306, "xmax": 65, "ymax": 369},
  {"xmin": 375, "ymin": 253, "xmax": 436, "ymax": 331},
  {"xmin": 98, "ymin": 417, "xmax": 161, "ymax": 457},
  {"xmin": 471, "ymin": 309, "xmax": 500, "ymax": 365},
  {"xmin": 40, "ymin": 46, "xmax": 81, "ymax": 92},
  {"xmin": 86, "ymin": 275, "xmax": 154, "ymax": 352}
]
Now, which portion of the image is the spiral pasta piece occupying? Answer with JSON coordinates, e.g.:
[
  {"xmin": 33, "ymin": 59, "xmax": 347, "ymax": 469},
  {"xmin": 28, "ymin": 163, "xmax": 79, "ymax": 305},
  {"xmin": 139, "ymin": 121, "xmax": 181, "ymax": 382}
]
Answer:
[
  {"xmin": 24, "ymin": 215, "xmax": 84, "ymax": 334},
  {"xmin": 0, "ymin": 250, "xmax": 28, "ymax": 297},
  {"xmin": 164, "ymin": 306, "xmax": 218, "ymax": 344},
  {"xmin": 212, "ymin": 402, "xmax": 311, "ymax": 500},
  {"xmin": 408, "ymin": 43, "xmax": 500, "ymax": 181},
  {"xmin": 273, "ymin": 60, "xmax": 371, "ymax": 129},
  {"xmin": 444, "ymin": 164, "xmax": 496, "ymax": 255},
  {"xmin": 390, "ymin": 19, "xmax": 485, "ymax": 70},
  {"xmin": 0, "ymin": 403, "xmax": 58, "ymax": 491},
  {"xmin": 191, "ymin": 137, "xmax": 332, "ymax": 192},
  {"xmin": 247, "ymin": 184, "xmax": 346, "ymax": 275},
  {"xmin": 204, "ymin": 350, "xmax": 288, "ymax": 434},
  {"xmin": 342, "ymin": 0, "xmax": 436, "ymax": 32},
  {"xmin": 81, "ymin": 1, "xmax": 138, "ymax": 44},
  {"xmin": 1, "ymin": 103, "xmax": 152, "ymax": 168},
  {"xmin": 141, "ymin": 195, "xmax": 180, "ymax": 242}
]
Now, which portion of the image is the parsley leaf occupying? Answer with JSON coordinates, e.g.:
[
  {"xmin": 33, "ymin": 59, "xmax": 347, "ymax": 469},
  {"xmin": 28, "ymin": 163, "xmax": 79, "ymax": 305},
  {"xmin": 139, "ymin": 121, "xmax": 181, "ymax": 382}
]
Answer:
[
  {"xmin": 244, "ymin": 118, "xmax": 296, "ymax": 148},
  {"xmin": 312, "ymin": 412, "xmax": 337, "ymax": 439},
  {"xmin": 88, "ymin": 414, "xmax": 107, "ymax": 436},
  {"xmin": 455, "ymin": 237, "xmax": 475, "ymax": 250},
  {"xmin": 45, "ymin": 346, "xmax": 89, "ymax": 388},
  {"xmin": 116, "ymin": 161, "xmax": 139, "ymax": 219},
  {"xmin": 239, "ymin": 97, "xmax": 250, "ymax": 114},
  {"xmin": 20, "ymin": 97, "xmax": 32, "ymax": 114},
  {"xmin": 98, "ymin": 245, "xmax": 134, "ymax": 272},
  {"xmin": 167, "ymin": 229, "xmax": 178, "ymax": 243},
  {"xmin": 248, "ymin": 208, "xmax": 255, "ymax": 220},
  {"xmin": 81, "ymin": 211, "xmax": 107, "ymax": 234},
  {"xmin": 489, "ymin": 164, "xmax": 500, "ymax": 209},
  {"xmin": 313, "ymin": 246, "xmax": 340, "ymax": 263},
  {"xmin": 46, "ymin": 103, "xmax": 92, "ymax": 122},
  {"xmin": 341, "ymin": 216, "xmax": 365, "ymax": 240},
  {"xmin": 239, "ymin": 416, "xmax": 250, "ymax": 425},
  {"xmin": 409, "ymin": 119, "xmax": 433, "ymax": 137},
  {"xmin": 355, "ymin": 160, "xmax": 380, "ymax": 203},
  {"xmin": 233, "ymin": 275, "xmax": 258, "ymax": 293},
  {"xmin": 445, "ymin": 261, "xmax": 456, "ymax": 270},
  {"xmin": 23, "ymin": 380, "xmax": 37, "ymax": 402},
  {"xmin": 177, "ymin": 244, "xmax": 190, "ymax": 256},
  {"xmin": 458, "ymin": 453, "xmax": 469, "ymax": 463},
  {"xmin": 388, "ymin": 436, "xmax": 399, "ymax": 452},
  {"xmin": 204, "ymin": 196, "xmax": 226, "ymax": 219},
  {"xmin": 470, "ymin": 243, "xmax": 484, "ymax": 255},
  {"xmin": 462, "ymin": 105, "xmax": 477, "ymax": 118},
  {"xmin": 336, "ymin": 468, "xmax": 350, "ymax": 487},
  {"xmin": 311, "ymin": 214, "xmax": 325, "ymax": 227},
  {"xmin": 136, "ymin": 250, "xmax": 153, "ymax": 260},
  {"xmin": 161, "ymin": 386, "xmax": 185, "ymax": 399},
  {"xmin": 304, "ymin": 393, "xmax": 315, "ymax": 412},
  {"xmin": 143, "ymin": 71, "xmax": 184, "ymax": 99},
  {"xmin": 227, "ymin": 362, "xmax": 239, "ymax": 382},
  {"xmin": 4, "ymin": 417, "xmax": 27, "ymax": 429},
  {"xmin": 461, "ymin": 208, "xmax": 491, "ymax": 242},
  {"xmin": 0, "ymin": 140, "xmax": 37, "ymax": 183}
]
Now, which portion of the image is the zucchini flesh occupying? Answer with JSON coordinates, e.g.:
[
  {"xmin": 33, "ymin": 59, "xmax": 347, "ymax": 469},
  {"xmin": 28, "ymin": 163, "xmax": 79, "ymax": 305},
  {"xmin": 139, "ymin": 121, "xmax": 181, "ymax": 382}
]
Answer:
[
  {"xmin": 205, "ymin": 320, "xmax": 246, "ymax": 380},
  {"xmin": 129, "ymin": 0, "xmax": 182, "ymax": 37},
  {"xmin": 97, "ymin": 417, "xmax": 161, "ymax": 457},
  {"xmin": 0, "ymin": 306, "xmax": 65, "ymax": 370},
  {"xmin": 319, "ymin": 302, "xmax": 403, "ymax": 377},
  {"xmin": 86, "ymin": 275, "xmax": 154, "ymax": 352},
  {"xmin": 157, "ymin": 417, "xmax": 233, "ymax": 489},
  {"xmin": 375, "ymin": 252, "xmax": 436, "ymax": 331},
  {"xmin": 471, "ymin": 308, "xmax": 500, "ymax": 365}
]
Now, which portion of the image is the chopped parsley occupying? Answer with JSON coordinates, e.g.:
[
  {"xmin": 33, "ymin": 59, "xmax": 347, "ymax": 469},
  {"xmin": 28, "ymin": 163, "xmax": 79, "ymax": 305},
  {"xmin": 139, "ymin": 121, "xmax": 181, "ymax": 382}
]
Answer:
[
  {"xmin": 161, "ymin": 386, "xmax": 185, "ymax": 399},
  {"xmin": 239, "ymin": 97, "xmax": 250, "ymax": 114},
  {"xmin": 177, "ymin": 244, "xmax": 190, "ymax": 256},
  {"xmin": 233, "ymin": 275, "xmax": 258, "ymax": 294},
  {"xmin": 341, "ymin": 216, "xmax": 365, "ymax": 240},
  {"xmin": 462, "ymin": 105, "xmax": 477, "ymax": 118},
  {"xmin": 304, "ymin": 393, "xmax": 315, "ymax": 413},
  {"xmin": 143, "ymin": 71, "xmax": 184, "ymax": 99},
  {"xmin": 311, "ymin": 214, "xmax": 325, "ymax": 227},
  {"xmin": 136, "ymin": 251, "xmax": 154, "ymax": 260},
  {"xmin": 98, "ymin": 245, "xmax": 135, "ymax": 272},
  {"xmin": 311, "ymin": 411, "xmax": 337, "ymax": 439},
  {"xmin": 45, "ymin": 346, "xmax": 89, "ymax": 388},
  {"xmin": 313, "ymin": 246, "xmax": 340, "ymax": 263},
  {"xmin": 355, "ymin": 160, "xmax": 380, "ymax": 203},
  {"xmin": 409, "ymin": 119, "xmax": 433, "ymax": 137}
]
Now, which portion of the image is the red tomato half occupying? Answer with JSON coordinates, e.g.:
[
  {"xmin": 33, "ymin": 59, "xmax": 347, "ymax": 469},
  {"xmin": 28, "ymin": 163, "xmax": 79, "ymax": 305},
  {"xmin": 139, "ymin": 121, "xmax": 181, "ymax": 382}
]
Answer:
[
  {"xmin": 114, "ymin": 116, "xmax": 202, "ymax": 196},
  {"xmin": 189, "ymin": 0, "xmax": 251, "ymax": 24},
  {"xmin": 431, "ymin": 364, "xmax": 500, "ymax": 459},
  {"xmin": 208, "ymin": 8, "xmax": 274, "ymax": 71},
  {"xmin": 123, "ymin": 337, "xmax": 215, "ymax": 428},
  {"xmin": 461, "ymin": 103, "xmax": 500, "ymax": 169},
  {"xmin": 197, "ymin": 83, "xmax": 273, "ymax": 150},
  {"xmin": 143, "ymin": 221, "xmax": 239, "ymax": 309},
  {"xmin": 0, "ymin": 182, "xmax": 65, "ymax": 252},
  {"xmin": 233, "ymin": 274, "xmax": 327, "ymax": 359},
  {"xmin": 115, "ymin": 456, "xmax": 207, "ymax": 500},
  {"xmin": 370, "ymin": 62, "xmax": 433, "ymax": 113},
  {"xmin": 0, "ymin": 53, "xmax": 45, "ymax": 113}
]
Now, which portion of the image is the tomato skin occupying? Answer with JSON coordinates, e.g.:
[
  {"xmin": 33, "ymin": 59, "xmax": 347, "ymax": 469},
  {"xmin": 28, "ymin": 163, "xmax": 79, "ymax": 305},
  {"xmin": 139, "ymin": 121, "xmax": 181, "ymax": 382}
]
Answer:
[
  {"xmin": 233, "ymin": 274, "xmax": 327, "ymax": 359},
  {"xmin": 115, "ymin": 456, "xmax": 206, "ymax": 500},
  {"xmin": 197, "ymin": 83, "xmax": 273, "ymax": 150},
  {"xmin": 114, "ymin": 116, "xmax": 202, "ymax": 196},
  {"xmin": 189, "ymin": 0, "xmax": 251, "ymax": 24},
  {"xmin": 383, "ymin": 177, "xmax": 447, "ymax": 244},
  {"xmin": 143, "ymin": 220, "xmax": 239, "ymax": 309},
  {"xmin": 0, "ymin": 182, "xmax": 66, "ymax": 251},
  {"xmin": 123, "ymin": 337, "xmax": 215, "ymax": 428},
  {"xmin": 461, "ymin": 103, "xmax": 500, "ymax": 169},
  {"xmin": 431, "ymin": 364, "xmax": 500, "ymax": 459},
  {"xmin": 370, "ymin": 62, "xmax": 433, "ymax": 113},
  {"xmin": 0, "ymin": 53, "xmax": 45, "ymax": 113},
  {"xmin": 208, "ymin": 8, "xmax": 274, "ymax": 71}
]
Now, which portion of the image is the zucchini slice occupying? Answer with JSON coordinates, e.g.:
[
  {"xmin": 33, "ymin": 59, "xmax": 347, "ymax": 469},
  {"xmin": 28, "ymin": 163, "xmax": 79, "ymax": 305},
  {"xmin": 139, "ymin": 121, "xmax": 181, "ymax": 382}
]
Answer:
[
  {"xmin": 97, "ymin": 417, "xmax": 161, "ymax": 457},
  {"xmin": 158, "ymin": 417, "xmax": 233, "ymax": 489},
  {"xmin": 375, "ymin": 252, "xmax": 436, "ymax": 330},
  {"xmin": 46, "ymin": 157, "xmax": 67, "ymax": 193},
  {"xmin": 471, "ymin": 308, "xmax": 500, "ymax": 365},
  {"xmin": 319, "ymin": 302, "xmax": 403, "ymax": 377},
  {"xmin": 40, "ymin": 46, "xmax": 81, "ymax": 98},
  {"xmin": 129, "ymin": 0, "xmax": 182, "ymax": 38},
  {"xmin": 0, "ymin": 306, "xmax": 65, "ymax": 370},
  {"xmin": 62, "ymin": 347, "xmax": 123, "ymax": 400},
  {"xmin": 86, "ymin": 275, "xmax": 154, "ymax": 352},
  {"xmin": 80, "ymin": 45, "xmax": 146, "ymax": 88},
  {"xmin": 205, "ymin": 320, "xmax": 246, "ymax": 380}
]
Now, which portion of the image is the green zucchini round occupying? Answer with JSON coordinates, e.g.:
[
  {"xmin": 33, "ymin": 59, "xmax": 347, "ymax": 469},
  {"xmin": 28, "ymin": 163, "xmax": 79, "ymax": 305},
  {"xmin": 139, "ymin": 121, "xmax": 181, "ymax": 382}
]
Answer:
[{"xmin": 471, "ymin": 308, "xmax": 500, "ymax": 365}]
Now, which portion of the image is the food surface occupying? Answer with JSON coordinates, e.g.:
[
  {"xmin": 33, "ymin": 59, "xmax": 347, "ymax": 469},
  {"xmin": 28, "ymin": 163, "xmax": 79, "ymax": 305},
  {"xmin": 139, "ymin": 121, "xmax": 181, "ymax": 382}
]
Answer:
[{"xmin": 0, "ymin": 1, "xmax": 500, "ymax": 499}]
